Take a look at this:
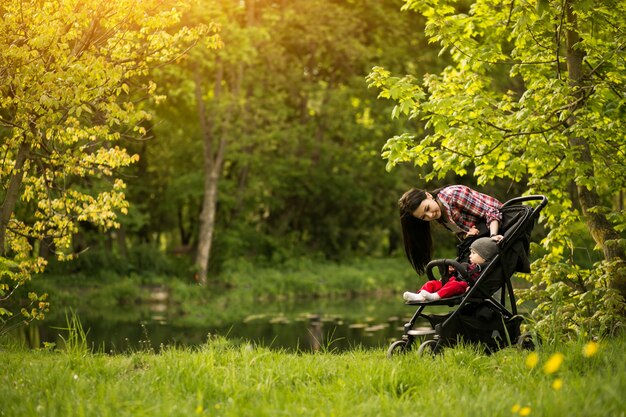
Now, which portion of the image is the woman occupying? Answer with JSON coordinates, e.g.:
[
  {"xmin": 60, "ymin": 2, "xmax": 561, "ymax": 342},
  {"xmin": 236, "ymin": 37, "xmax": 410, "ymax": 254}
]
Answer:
[{"xmin": 398, "ymin": 185, "xmax": 503, "ymax": 273}]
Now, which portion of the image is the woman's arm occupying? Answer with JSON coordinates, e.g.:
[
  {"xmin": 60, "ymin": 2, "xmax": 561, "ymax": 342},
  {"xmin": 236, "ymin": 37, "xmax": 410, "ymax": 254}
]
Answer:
[
  {"xmin": 439, "ymin": 185, "xmax": 503, "ymax": 238},
  {"xmin": 488, "ymin": 220, "xmax": 503, "ymax": 241}
]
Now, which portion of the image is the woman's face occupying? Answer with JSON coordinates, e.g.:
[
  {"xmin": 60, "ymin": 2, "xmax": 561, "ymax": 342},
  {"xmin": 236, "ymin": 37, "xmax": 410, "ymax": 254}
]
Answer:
[{"xmin": 412, "ymin": 194, "xmax": 441, "ymax": 222}]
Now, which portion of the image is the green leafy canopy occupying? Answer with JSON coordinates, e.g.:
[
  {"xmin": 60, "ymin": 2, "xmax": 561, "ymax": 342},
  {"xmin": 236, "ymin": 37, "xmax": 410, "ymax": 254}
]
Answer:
[
  {"xmin": 0, "ymin": 0, "xmax": 215, "ymax": 326},
  {"xmin": 368, "ymin": 0, "xmax": 626, "ymax": 339}
]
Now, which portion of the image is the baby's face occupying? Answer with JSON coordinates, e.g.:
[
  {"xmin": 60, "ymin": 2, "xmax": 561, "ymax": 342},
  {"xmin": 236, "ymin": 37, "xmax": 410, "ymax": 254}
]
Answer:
[{"xmin": 469, "ymin": 249, "xmax": 486, "ymax": 265}]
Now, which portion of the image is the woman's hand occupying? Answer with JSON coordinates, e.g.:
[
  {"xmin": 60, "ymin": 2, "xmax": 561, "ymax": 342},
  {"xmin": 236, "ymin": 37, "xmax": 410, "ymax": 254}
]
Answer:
[
  {"xmin": 491, "ymin": 234, "xmax": 504, "ymax": 242},
  {"xmin": 465, "ymin": 226, "xmax": 480, "ymax": 238}
]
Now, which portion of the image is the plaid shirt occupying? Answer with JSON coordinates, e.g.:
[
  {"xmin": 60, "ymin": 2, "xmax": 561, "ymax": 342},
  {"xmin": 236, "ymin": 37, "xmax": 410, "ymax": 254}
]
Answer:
[{"xmin": 437, "ymin": 185, "xmax": 503, "ymax": 232}]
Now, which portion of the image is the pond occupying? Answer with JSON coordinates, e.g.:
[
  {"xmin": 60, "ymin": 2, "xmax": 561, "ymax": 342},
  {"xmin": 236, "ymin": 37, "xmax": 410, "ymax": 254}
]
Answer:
[{"xmin": 19, "ymin": 295, "xmax": 453, "ymax": 353}]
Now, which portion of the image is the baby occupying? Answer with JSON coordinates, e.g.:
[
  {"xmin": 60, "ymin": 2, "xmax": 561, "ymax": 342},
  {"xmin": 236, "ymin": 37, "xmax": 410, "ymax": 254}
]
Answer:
[{"xmin": 403, "ymin": 237, "xmax": 499, "ymax": 302}]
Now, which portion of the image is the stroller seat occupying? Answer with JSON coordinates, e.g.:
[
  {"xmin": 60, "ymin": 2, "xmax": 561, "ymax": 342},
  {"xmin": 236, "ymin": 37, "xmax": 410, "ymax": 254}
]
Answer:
[
  {"xmin": 387, "ymin": 195, "xmax": 548, "ymax": 357},
  {"xmin": 406, "ymin": 294, "xmax": 465, "ymax": 307}
]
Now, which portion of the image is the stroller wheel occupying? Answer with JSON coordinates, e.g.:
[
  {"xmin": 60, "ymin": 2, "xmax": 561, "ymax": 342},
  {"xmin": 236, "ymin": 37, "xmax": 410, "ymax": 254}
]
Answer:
[
  {"xmin": 417, "ymin": 339, "xmax": 438, "ymax": 357},
  {"xmin": 516, "ymin": 332, "xmax": 535, "ymax": 350},
  {"xmin": 386, "ymin": 340, "xmax": 409, "ymax": 358}
]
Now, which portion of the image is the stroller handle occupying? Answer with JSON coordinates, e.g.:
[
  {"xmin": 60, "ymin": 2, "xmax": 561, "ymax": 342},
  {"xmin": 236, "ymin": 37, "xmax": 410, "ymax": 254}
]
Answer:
[
  {"xmin": 502, "ymin": 194, "xmax": 548, "ymax": 211},
  {"xmin": 425, "ymin": 259, "xmax": 469, "ymax": 281}
]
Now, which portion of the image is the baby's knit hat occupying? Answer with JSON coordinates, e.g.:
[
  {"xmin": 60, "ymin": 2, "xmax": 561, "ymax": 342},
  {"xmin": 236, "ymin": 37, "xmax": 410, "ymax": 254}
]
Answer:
[{"xmin": 470, "ymin": 237, "xmax": 499, "ymax": 262}]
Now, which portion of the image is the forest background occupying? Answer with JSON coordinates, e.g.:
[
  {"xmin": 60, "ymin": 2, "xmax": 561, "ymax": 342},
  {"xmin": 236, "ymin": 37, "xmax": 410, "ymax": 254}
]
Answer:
[{"xmin": 1, "ymin": 0, "xmax": 625, "ymax": 342}]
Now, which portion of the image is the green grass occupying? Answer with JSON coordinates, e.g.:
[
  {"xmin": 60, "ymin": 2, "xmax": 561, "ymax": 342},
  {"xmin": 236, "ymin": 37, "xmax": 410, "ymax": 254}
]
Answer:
[{"xmin": 1, "ymin": 334, "xmax": 625, "ymax": 417}]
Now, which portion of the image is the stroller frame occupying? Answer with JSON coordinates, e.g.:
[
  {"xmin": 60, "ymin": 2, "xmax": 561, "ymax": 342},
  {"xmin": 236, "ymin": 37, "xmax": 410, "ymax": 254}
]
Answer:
[{"xmin": 387, "ymin": 195, "xmax": 548, "ymax": 357}]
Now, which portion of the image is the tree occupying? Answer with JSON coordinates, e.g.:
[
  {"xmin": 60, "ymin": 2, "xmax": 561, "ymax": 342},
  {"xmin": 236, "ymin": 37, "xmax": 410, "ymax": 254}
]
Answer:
[
  {"xmin": 206, "ymin": 0, "xmax": 432, "ymax": 265},
  {"xmin": 147, "ymin": 0, "xmax": 257, "ymax": 284},
  {"xmin": 131, "ymin": 0, "xmax": 442, "ymax": 280},
  {"xmin": 0, "ymin": 0, "xmax": 213, "ymax": 327},
  {"xmin": 149, "ymin": 0, "xmax": 423, "ymax": 280},
  {"xmin": 368, "ymin": 0, "xmax": 626, "ymax": 337}
]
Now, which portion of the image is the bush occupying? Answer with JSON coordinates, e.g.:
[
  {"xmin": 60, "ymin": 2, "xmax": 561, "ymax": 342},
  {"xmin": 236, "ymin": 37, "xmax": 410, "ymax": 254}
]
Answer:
[{"xmin": 45, "ymin": 244, "xmax": 191, "ymax": 280}]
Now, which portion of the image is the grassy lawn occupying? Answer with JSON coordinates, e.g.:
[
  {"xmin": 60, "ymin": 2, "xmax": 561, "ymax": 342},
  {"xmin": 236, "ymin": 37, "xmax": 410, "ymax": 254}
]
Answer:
[
  {"xmin": 4, "ymin": 257, "xmax": 623, "ymax": 416},
  {"xmin": 1, "ymin": 333, "xmax": 624, "ymax": 417}
]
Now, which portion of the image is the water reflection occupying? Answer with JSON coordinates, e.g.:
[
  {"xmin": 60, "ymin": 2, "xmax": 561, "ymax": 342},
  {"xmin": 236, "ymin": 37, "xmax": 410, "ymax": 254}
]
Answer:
[{"xmin": 14, "ymin": 296, "xmax": 449, "ymax": 353}]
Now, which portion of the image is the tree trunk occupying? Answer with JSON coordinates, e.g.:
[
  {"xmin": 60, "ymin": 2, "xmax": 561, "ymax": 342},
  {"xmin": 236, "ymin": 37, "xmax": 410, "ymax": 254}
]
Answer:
[
  {"xmin": 195, "ymin": 164, "xmax": 221, "ymax": 283},
  {"xmin": 194, "ymin": 57, "xmax": 235, "ymax": 285},
  {"xmin": 194, "ymin": 2, "xmax": 250, "ymax": 284},
  {"xmin": 194, "ymin": 61, "xmax": 221, "ymax": 285},
  {"xmin": 564, "ymin": 0, "xmax": 626, "ymax": 297},
  {"xmin": 177, "ymin": 205, "xmax": 192, "ymax": 246},
  {"xmin": 0, "ymin": 140, "xmax": 30, "ymax": 257}
]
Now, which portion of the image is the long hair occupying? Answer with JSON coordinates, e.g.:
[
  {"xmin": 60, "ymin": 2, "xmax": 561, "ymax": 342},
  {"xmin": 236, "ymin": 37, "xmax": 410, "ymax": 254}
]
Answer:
[{"xmin": 398, "ymin": 187, "xmax": 444, "ymax": 273}]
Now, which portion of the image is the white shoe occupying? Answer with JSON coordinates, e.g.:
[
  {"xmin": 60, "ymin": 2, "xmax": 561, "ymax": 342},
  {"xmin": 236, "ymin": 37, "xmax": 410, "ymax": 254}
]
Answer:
[
  {"xmin": 403, "ymin": 291, "xmax": 426, "ymax": 302},
  {"xmin": 424, "ymin": 292, "xmax": 441, "ymax": 301}
]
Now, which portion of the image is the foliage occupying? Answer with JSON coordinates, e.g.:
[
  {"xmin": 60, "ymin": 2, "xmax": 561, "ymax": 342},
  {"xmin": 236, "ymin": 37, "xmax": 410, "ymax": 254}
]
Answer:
[
  {"xmin": 3, "ymin": 0, "xmax": 447, "ymax": 322},
  {"xmin": 519, "ymin": 255, "xmax": 626, "ymax": 340},
  {"xmin": 0, "ymin": 256, "xmax": 49, "ymax": 336},
  {"xmin": 367, "ymin": 0, "xmax": 626, "ymax": 339},
  {"xmin": 44, "ymin": 243, "xmax": 189, "ymax": 279},
  {"xmin": 219, "ymin": 256, "xmax": 417, "ymax": 300},
  {"xmin": 137, "ymin": 0, "xmax": 439, "ymax": 273},
  {"xmin": 1, "ymin": 334, "xmax": 625, "ymax": 416},
  {"xmin": 0, "ymin": 0, "xmax": 214, "ymax": 326}
]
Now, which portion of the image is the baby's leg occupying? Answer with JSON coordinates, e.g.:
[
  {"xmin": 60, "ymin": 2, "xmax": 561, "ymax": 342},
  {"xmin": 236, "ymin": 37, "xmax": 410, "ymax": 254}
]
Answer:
[
  {"xmin": 437, "ymin": 279, "xmax": 468, "ymax": 299},
  {"xmin": 420, "ymin": 280, "xmax": 443, "ymax": 293}
]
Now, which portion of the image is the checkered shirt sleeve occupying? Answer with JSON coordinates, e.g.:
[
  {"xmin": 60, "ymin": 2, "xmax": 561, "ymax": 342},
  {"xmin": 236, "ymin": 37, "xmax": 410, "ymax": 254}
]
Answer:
[{"xmin": 438, "ymin": 185, "xmax": 503, "ymax": 232}]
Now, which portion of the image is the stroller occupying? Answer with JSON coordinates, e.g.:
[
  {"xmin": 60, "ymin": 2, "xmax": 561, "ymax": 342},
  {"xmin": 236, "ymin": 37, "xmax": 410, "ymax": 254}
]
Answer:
[{"xmin": 387, "ymin": 195, "xmax": 548, "ymax": 357}]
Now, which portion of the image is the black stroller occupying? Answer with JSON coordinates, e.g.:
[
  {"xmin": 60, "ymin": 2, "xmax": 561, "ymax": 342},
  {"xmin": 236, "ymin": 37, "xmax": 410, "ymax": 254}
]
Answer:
[{"xmin": 387, "ymin": 195, "xmax": 548, "ymax": 357}]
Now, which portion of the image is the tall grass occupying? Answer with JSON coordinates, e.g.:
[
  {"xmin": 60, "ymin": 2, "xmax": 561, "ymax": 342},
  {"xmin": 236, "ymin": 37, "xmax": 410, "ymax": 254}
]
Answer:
[
  {"xmin": 1, "ymin": 334, "xmax": 624, "ymax": 417},
  {"xmin": 54, "ymin": 309, "xmax": 90, "ymax": 355}
]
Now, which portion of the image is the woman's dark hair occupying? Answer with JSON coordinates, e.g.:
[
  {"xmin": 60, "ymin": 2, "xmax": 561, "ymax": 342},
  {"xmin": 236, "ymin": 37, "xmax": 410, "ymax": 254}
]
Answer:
[{"xmin": 398, "ymin": 187, "xmax": 444, "ymax": 273}]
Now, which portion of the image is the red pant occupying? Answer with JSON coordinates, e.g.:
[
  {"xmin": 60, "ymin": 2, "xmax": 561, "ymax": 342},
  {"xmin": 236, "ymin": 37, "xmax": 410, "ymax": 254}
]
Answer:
[{"xmin": 420, "ymin": 277, "xmax": 468, "ymax": 298}]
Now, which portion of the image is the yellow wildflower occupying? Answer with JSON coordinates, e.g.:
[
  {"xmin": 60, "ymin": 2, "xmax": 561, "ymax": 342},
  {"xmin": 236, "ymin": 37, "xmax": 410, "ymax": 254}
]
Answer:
[
  {"xmin": 551, "ymin": 378, "xmax": 563, "ymax": 390},
  {"xmin": 525, "ymin": 352, "xmax": 539, "ymax": 369},
  {"xmin": 543, "ymin": 352, "xmax": 564, "ymax": 374},
  {"xmin": 520, "ymin": 406, "xmax": 532, "ymax": 416},
  {"xmin": 511, "ymin": 404, "xmax": 521, "ymax": 413},
  {"xmin": 583, "ymin": 341, "xmax": 599, "ymax": 358}
]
